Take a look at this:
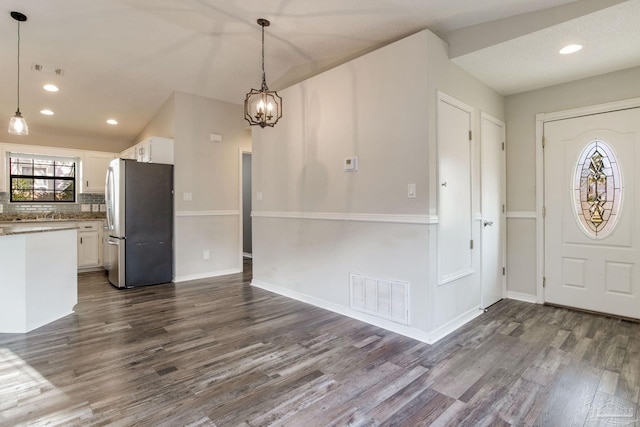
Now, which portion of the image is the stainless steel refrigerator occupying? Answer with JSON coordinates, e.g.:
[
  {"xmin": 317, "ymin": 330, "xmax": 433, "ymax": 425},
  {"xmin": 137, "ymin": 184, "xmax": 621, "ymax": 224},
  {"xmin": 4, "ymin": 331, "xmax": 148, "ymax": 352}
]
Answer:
[{"xmin": 105, "ymin": 159, "xmax": 174, "ymax": 288}]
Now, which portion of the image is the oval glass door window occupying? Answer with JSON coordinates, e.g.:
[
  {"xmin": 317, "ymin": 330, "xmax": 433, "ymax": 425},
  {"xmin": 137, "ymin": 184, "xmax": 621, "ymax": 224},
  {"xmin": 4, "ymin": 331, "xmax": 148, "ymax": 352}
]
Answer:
[{"xmin": 573, "ymin": 139, "xmax": 623, "ymax": 238}]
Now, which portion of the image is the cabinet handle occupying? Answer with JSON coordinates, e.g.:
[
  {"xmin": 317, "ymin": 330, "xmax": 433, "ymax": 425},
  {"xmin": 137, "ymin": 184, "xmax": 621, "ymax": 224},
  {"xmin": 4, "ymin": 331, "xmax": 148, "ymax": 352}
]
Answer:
[
  {"xmin": 80, "ymin": 237, "xmax": 83, "ymax": 244},
  {"xmin": 86, "ymin": 180, "xmax": 89, "ymax": 187}
]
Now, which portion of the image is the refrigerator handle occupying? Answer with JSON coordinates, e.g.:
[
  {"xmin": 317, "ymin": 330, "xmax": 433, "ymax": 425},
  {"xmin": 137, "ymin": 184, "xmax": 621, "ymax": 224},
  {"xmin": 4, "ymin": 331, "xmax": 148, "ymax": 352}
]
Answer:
[{"xmin": 105, "ymin": 167, "xmax": 115, "ymax": 231}]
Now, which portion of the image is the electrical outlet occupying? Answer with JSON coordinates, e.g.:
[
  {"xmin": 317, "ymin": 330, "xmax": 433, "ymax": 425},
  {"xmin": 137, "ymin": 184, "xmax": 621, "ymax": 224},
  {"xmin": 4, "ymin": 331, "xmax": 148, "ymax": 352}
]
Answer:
[
  {"xmin": 99, "ymin": 204, "xmax": 106, "ymax": 212},
  {"xmin": 256, "ymin": 191, "xmax": 263, "ymax": 201},
  {"xmin": 202, "ymin": 249, "xmax": 210, "ymax": 260}
]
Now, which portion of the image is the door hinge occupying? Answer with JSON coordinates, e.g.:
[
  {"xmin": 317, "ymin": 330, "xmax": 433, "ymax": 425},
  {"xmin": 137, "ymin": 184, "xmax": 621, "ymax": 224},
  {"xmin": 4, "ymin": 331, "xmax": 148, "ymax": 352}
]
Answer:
[
  {"xmin": 502, "ymin": 267, "xmax": 506, "ymax": 276},
  {"xmin": 542, "ymin": 206, "xmax": 547, "ymax": 217},
  {"xmin": 502, "ymin": 142, "xmax": 505, "ymax": 151},
  {"xmin": 470, "ymin": 239, "xmax": 474, "ymax": 250},
  {"xmin": 543, "ymin": 277, "xmax": 546, "ymax": 288},
  {"xmin": 542, "ymin": 136, "xmax": 546, "ymax": 147},
  {"xmin": 469, "ymin": 130, "xmax": 472, "ymax": 141}
]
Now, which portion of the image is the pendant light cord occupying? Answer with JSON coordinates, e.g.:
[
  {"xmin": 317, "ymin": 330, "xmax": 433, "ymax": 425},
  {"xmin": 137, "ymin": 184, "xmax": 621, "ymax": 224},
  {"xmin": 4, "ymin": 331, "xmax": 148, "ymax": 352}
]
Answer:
[{"xmin": 16, "ymin": 20, "xmax": 21, "ymax": 113}]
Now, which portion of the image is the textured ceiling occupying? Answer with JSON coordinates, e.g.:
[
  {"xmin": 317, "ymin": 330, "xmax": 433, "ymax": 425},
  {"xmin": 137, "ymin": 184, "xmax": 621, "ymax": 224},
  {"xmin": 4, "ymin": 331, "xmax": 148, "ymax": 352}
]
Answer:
[{"xmin": 0, "ymin": 0, "xmax": 635, "ymax": 142}]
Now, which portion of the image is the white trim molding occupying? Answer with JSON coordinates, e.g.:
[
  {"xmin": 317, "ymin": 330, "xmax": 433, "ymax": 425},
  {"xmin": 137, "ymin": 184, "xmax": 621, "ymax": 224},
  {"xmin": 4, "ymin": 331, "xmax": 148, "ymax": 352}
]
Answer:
[
  {"xmin": 175, "ymin": 210, "xmax": 240, "ymax": 217},
  {"xmin": 506, "ymin": 211, "xmax": 537, "ymax": 219},
  {"xmin": 506, "ymin": 291, "xmax": 538, "ymax": 304},
  {"xmin": 251, "ymin": 279, "xmax": 482, "ymax": 344},
  {"xmin": 252, "ymin": 211, "xmax": 433, "ymax": 225},
  {"xmin": 174, "ymin": 268, "xmax": 242, "ymax": 283},
  {"xmin": 440, "ymin": 267, "xmax": 475, "ymax": 286}
]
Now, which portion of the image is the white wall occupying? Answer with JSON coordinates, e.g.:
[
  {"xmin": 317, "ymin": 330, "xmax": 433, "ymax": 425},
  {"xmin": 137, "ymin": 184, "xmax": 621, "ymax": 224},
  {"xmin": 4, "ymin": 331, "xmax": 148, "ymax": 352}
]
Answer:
[
  {"xmin": 135, "ymin": 91, "xmax": 252, "ymax": 281},
  {"xmin": 424, "ymin": 31, "xmax": 504, "ymax": 331},
  {"xmin": 173, "ymin": 92, "xmax": 251, "ymax": 281},
  {"xmin": 252, "ymin": 29, "xmax": 504, "ymax": 342},
  {"xmin": 505, "ymin": 65, "xmax": 640, "ymax": 298}
]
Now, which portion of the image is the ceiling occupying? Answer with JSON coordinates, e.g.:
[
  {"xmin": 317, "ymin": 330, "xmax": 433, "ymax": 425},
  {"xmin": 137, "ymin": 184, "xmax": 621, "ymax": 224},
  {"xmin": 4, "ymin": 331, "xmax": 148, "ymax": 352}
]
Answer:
[{"xmin": 0, "ymin": 0, "xmax": 638, "ymax": 143}]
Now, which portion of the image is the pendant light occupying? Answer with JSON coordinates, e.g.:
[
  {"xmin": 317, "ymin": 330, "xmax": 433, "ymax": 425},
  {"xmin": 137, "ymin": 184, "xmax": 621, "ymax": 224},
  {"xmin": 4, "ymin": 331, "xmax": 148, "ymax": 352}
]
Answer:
[
  {"xmin": 8, "ymin": 11, "xmax": 28, "ymax": 136},
  {"xmin": 244, "ymin": 19, "xmax": 282, "ymax": 128}
]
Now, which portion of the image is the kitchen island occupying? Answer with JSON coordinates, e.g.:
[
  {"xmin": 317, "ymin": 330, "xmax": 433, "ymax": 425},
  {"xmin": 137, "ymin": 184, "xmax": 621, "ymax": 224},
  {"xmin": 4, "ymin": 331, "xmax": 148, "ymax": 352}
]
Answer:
[{"xmin": 0, "ymin": 226, "xmax": 78, "ymax": 333}]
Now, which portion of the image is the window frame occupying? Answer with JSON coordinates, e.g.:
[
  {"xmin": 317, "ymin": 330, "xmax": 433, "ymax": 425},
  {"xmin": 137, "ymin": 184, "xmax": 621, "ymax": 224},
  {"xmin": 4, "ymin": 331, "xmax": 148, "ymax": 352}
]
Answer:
[{"xmin": 9, "ymin": 154, "xmax": 77, "ymax": 203}]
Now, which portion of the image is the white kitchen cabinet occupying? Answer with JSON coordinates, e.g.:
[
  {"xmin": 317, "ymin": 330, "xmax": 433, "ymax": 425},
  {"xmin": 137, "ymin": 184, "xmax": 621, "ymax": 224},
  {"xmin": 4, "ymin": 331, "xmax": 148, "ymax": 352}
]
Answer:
[
  {"xmin": 77, "ymin": 221, "xmax": 102, "ymax": 269},
  {"xmin": 0, "ymin": 144, "xmax": 7, "ymax": 193},
  {"xmin": 135, "ymin": 137, "xmax": 174, "ymax": 164},
  {"xmin": 81, "ymin": 152, "xmax": 116, "ymax": 193},
  {"xmin": 119, "ymin": 146, "xmax": 137, "ymax": 160}
]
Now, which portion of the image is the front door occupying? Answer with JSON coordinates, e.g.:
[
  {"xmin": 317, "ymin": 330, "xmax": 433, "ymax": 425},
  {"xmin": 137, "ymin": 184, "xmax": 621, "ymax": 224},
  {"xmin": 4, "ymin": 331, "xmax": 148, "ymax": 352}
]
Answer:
[{"xmin": 544, "ymin": 107, "xmax": 640, "ymax": 318}]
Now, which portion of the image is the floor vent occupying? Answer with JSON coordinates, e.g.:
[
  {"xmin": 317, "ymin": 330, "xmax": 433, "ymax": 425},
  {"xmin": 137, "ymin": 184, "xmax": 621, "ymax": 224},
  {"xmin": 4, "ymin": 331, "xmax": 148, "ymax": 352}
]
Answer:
[{"xmin": 350, "ymin": 274, "xmax": 409, "ymax": 325}]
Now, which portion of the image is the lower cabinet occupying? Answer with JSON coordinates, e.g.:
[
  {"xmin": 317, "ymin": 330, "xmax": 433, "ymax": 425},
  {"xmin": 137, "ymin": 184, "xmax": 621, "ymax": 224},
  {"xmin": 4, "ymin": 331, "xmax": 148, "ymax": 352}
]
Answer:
[{"xmin": 77, "ymin": 222, "xmax": 102, "ymax": 269}]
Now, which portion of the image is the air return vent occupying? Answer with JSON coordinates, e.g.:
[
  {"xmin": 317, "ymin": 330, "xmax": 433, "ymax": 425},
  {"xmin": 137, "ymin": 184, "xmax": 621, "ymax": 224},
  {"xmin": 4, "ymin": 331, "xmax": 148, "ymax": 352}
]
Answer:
[{"xmin": 350, "ymin": 274, "xmax": 409, "ymax": 325}]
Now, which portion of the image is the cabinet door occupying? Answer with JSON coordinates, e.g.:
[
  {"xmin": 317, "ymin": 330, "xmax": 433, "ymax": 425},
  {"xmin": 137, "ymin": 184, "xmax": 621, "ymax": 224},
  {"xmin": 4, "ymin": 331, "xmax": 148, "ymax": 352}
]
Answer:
[
  {"xmin": 82, "ymin": 152, "xmax": 116, "ymax": 193},
  {"xmin": 120, "ymin": 147, "xmax": 136, "ymax": 160},
  {"xmin": 78, "ymin": 231, "xmax": 100, "ymax": 267},
  {"xmin": 136, "ymin": 141, "xmax": 151, "ymax": 162},
  {"xmin": 0, "ymin": 144, "xmax": 6, "ymax": 193}
]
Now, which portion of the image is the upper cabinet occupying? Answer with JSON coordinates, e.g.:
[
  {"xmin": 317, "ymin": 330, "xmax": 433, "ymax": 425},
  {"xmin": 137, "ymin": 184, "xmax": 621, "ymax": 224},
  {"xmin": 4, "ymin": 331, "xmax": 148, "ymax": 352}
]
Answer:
[
  {"xmin": 135, "ymin": 137, "xmax": 174, "ymax": 164},
  {"xmin": 0, "ymin": 145, "xmax": 7, "ymax": 193},
  {"xmin": 119, "ymin": 136, "xmax": 174, "ymax": 165},
  {"xmin": 81, "ymin": 152, "xmax": 117, "ymax": 193}
]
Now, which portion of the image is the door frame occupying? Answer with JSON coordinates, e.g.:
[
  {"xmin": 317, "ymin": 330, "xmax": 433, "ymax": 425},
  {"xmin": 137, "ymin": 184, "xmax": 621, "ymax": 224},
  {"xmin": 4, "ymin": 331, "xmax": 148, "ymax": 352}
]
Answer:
[
  {"xmin": 535, "ymin": 96, "xmax": 640, "ymax": 304},
  {"xmin": 238, "ymin": 148, "xmax": 252, "ymax": 267}
]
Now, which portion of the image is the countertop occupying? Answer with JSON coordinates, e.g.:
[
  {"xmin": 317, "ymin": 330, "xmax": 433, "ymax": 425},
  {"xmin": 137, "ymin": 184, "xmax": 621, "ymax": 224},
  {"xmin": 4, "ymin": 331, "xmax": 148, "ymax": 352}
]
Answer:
[{"xmin": 0, "ymin": 224, "xmax": 79, "ymax": 237}]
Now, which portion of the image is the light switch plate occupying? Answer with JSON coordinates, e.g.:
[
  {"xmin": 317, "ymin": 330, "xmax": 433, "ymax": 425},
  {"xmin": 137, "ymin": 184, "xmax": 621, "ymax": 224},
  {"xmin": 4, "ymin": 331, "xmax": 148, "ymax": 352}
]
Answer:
[
  {"xmin": 210, "ymin": 133, "xmax": 223, "ymax": 143},
  {"xmin": 408, "ymin": 183, "xmax": 416, "ymax": 199},
  {"xmin": 256, "ymin": 191, "xmax": 263, "ymax": 201},
  {"xmin": 183, "ymin": 192, "xmax": 193, "ymax": 201},
  {"xmin": 81, "ymin": 204, "xmax": 91, "ymax": 212}
]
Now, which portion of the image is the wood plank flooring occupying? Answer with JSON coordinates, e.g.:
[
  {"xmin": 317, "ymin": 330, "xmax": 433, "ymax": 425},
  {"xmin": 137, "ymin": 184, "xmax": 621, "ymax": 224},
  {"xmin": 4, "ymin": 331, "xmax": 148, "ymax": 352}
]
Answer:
[{"xmin": 1, "ymin": 260, "xmax": 640, "ymax": 426}]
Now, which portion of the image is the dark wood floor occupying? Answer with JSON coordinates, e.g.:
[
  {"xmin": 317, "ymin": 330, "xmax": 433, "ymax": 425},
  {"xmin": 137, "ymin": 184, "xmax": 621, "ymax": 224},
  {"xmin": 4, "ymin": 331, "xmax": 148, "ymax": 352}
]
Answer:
[{"xmin": 1, "ymin": 260, "xmax": 639, "ymax": 426}]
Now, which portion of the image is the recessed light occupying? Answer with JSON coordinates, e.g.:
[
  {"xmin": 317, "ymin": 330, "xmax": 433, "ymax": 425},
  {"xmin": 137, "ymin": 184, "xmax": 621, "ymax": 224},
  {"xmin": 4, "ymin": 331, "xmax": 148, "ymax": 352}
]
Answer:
[
  {"xmin": 40, "ymin": 109, "xmax": 54, "ymax": 115},
  {"xmin": 106, "ymin": 119, "xmax": 118, "ymax": 125},
  {"xmin": 560, "ymin": 44, "xmax": 583, "ymax": 55},
  {"xmin": 43, "ymin": 84, "xmax": 59, "ymax": 92}
]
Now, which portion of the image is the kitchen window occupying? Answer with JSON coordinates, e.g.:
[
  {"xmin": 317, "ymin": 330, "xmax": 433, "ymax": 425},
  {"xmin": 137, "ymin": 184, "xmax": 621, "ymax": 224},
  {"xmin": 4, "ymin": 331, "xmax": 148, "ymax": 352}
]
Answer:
[{"xmin": 9, "ymin": 155, "xmax": 76, "ymax": 202}]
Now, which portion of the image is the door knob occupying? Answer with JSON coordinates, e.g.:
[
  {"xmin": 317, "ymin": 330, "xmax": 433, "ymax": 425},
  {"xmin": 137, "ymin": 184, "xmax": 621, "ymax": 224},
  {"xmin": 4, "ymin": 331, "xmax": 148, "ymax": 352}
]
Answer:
[{"xmin": 483, "ymin": 220, "xmax": 494, "ymax": 227}]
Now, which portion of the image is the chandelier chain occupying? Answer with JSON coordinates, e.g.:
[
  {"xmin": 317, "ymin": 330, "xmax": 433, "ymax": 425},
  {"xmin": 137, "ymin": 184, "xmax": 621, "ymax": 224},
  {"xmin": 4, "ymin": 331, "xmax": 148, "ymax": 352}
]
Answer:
[{"xmin": 261, "ymin": 23, "xmax": 268, "ymax": 91}]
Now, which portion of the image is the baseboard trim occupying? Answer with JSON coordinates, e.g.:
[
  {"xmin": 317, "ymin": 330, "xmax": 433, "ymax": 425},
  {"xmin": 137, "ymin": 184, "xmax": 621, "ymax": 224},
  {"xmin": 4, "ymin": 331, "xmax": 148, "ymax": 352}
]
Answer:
[
  {"xmin": 251, "ymin": 279, "xmax": 481, "ymax": 344},
  {"xmin": 428, "ymin": 306, "xmax": 484, "ymax": 344},
  {"xmin": 174, "ymin": 268, "xmax": 242, "ymax": 283},
  {"xmin": 506, "ymin": 291, "xmax": 538, "ymax": 304}
]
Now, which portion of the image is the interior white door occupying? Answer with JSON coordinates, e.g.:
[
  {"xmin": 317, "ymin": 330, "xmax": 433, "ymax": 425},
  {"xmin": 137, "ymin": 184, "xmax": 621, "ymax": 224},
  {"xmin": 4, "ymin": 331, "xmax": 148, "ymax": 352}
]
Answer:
[
  {"xmin": 480, "ymin": 113, "xmax": 505, "ymax": 308},
  {"xmin": 438, "ymin": 94, "xmax": 473, "ymax": 285},
  {"xmin": 544, "ymin": 107, "xmax": 640, "ymax": 318}
]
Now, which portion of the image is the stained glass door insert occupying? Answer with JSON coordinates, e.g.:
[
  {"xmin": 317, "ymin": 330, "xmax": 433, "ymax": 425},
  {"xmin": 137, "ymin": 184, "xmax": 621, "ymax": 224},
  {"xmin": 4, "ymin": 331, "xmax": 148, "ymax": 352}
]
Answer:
[{"xmin": 572, "ymin": 139, "xmax": 622, "ymax": 239}]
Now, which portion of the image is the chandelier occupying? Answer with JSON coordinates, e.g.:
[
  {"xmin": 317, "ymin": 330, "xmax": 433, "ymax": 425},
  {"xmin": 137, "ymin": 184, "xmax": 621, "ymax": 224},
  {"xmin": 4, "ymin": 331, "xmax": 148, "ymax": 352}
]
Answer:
[{"xmin": 244, "ymin": 19, "xmax": 282, "ymax": 128}]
